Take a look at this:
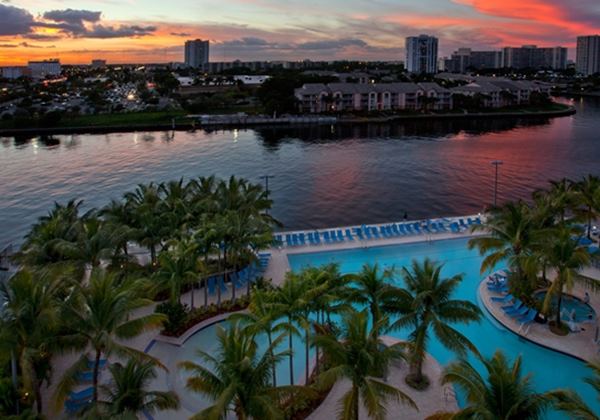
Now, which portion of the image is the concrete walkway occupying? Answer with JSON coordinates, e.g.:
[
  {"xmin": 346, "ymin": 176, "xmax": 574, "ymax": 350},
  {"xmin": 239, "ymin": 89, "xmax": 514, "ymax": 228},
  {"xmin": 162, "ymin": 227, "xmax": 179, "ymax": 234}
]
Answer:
[
  {"xmin": 479, "ymin": 269, "xmax": 600, "ymax": 362},
  {"xmin": 307, "ymin": 337, "xmax": 458, "ymax": 420}
]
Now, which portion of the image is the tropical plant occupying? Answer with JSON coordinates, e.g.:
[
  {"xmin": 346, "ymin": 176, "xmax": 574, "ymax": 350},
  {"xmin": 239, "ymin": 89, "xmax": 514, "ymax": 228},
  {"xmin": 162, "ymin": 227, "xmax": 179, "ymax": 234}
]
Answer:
[
  {"xmin": 153, "ymin": 236, "xmax": 199, "ymax": 305},
  {"xmin": 179, "ymin": 321, "xmax": 304, "ymax": 420},
  {"xmin": 469, "ymin": 201, "xmax": 536, "ymax": 293},
  {"xmin": 0, "ymin": 269, "xmax": 65, "ymax": 414},
  {"xmin": 314, "ymin": 309, "xmax": 417, "ymax": 420},
  {"xmin": 574, "ymin": 175, "xmax": 600, "ymax": 239},
  {"xmin": 346, "ymin": 263, "xmax": 403, "ymax": 335},
  {"xmin": 392, "ymin": 258, "xmax": 482, "ymax": 389},
  {"xmin": 96, "ymin": 359, "xmax": 179, "ymax": 416},
  {"xmin": 430, "ymin": 351, "xmax": 555, "ymax": 419},
  {"xmin": 539, "ymin": 226, "xmax": 594, "ymax": 332},
  {"xmin": 55, "ymin": 269, "xmax": 166, "ymax": 407}
]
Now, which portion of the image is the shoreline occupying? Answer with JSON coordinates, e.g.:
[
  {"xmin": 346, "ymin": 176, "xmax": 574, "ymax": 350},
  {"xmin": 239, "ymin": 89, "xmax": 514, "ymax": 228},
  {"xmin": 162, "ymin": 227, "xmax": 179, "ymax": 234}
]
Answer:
[{"xmin": 0, "ymin": 105, "xmax": 576, "ymax": 137}]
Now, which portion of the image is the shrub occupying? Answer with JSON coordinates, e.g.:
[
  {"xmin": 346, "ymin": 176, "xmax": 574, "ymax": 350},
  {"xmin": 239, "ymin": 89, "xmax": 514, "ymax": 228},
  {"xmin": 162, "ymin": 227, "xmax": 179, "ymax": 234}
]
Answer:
[{"xmin": 155, "ymin": 301, "xmax": 188, "ymax": 333}]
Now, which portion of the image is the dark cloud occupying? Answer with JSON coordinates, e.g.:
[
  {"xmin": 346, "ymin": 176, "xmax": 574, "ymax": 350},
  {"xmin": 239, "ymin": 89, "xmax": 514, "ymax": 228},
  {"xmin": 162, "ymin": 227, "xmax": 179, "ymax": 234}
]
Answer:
[
  {"xmin": 82, "ymin": 24, "xmax": 157, "ymax": 39},
  {"xmin": 297, "ymin": 38, "xmax": 368, "ymax": 50},
  {"xmin": 0, "ymin": 3, "xmax": 35, "ymax": 36},
  {"xmin": 43, "ymin": 9, "xmax": 102, "ymax": 24},
  {"xmin": 170, "ymin": 32, "xmax": 191, "ymax": 37}
]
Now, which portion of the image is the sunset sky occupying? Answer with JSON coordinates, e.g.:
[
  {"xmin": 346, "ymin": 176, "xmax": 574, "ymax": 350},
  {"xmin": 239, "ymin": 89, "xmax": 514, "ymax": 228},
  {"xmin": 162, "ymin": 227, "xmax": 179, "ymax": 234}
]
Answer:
[{"xmin": 0, "ymin": 0, "xmax": 599, "ymax": 65}]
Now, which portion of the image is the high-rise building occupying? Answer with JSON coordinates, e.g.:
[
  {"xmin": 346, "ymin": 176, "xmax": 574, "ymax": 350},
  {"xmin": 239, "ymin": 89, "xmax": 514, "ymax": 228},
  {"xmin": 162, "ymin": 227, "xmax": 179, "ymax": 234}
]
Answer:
[
  {"xmin": 470, "ymin": 51, "xmax": 502, "ymax": 70},
  {"xmin": 27, "ymin": 59, "xmax": 61, "ymax": 79},
  {"xmin": 405, "ymin": 35, "xmax": 438, "ymax": 73},
  {"xmin": 502, "ymin": 45, "xmax": 567, "ymax": 69},
  {"xmin": 91, "ymin": 59, "xmax": 107, "ymax": 69},
  {"xmin": 576, "ymin": 35, "xmax": 600, "ymax": 75},
  {"xmin": 184, "ymin": 39, "xmax": 210, "ymax": 70}
]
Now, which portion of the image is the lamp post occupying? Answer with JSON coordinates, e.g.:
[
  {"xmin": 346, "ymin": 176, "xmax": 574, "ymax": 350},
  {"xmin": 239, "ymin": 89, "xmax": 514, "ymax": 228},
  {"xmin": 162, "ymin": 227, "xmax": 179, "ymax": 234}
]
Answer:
[
  {"xmin": 260, "ymin": 175, "xmax": 275, "ymax": 214},
  {"xmin": 491, "ymin": 160, "xmax": 503, "ymax": 207}
]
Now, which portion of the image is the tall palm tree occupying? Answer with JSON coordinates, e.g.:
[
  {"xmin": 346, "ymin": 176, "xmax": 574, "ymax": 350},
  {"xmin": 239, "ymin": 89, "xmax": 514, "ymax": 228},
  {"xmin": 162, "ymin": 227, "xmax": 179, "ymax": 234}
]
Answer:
[
  {"xmin": 159, "ymin": 178, "xmax": 193, "ymax": 234},
  {"xmin": 346, "ymin": 263, "xmax": 404, "ymax": 335},
  {"xmin": 430, "ymin": 351, "xmax": 554, "ymax": 419},
  {"xmin": 179, "ymin": 322, "xmax": 303, "ymax": 420},
  {"xmin": 574, "ymin": 175, "xmax": 600, "ymax": 239},
  {"xmin": 314, "ymin": 310, "xmax": 416, "ymax": 420},
  {"xmin": 391, "ymin": 258, "xmax": 482, "ymax": 389},
  {"xmin": 267, "ymin": 272, "xmax": 308, "ymax": 386},
  {"xmin": 469, "ymin": 201, "xmax": 535, "ymax": 291},
  {"xmin": 124, "ymin": 183, "xmax": 165, "ymax": 265},
  {"xmin": 100, "ymin": 199, "xmax": 138, "ymax": 263},
  {"xmin": 55, "ymin": 269, "xmax": 166, "ymax": 406},
  {"xmin": 153, "ymin": 236, "xmax": 199, "ymax": 305},
  {"xmin": 547, "ymin": 178, "xmax": 577, "ymax": 223},
  {"xmin": 0, "ymin": 269, "xmax": 65, "ymax": 414},
  {"xmin": 549, "ymin": 359, "xmax": 600, "ymax": 419},
  {"xmin": 97, "ymin": 359, "xmax": 179, "ymax": 417},
  {"xmin": 539, "ymin": 226, "xmax": 593, "ymax": 331},
  {"xmin": 230, "ymin": 289, "xmax": 281, "ymax": 386}
]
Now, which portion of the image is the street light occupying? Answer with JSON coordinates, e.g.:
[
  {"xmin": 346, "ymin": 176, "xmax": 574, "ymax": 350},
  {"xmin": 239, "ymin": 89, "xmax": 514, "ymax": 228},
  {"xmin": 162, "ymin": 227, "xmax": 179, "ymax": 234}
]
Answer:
[
  {"xmin": 491, "ymin": 160, "xmax": 503, "ymax": 207},
  {"xmin": 259, "ymin": 175, "xmax": 275, "ymax": 197}
]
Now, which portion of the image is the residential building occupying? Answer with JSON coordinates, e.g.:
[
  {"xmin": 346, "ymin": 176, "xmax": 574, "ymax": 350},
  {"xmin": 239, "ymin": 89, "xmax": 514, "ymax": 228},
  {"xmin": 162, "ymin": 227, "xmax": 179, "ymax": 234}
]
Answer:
[
  {"xmin": 184, "ymin": 39, "xmax": 210, "ymax": 70},
  {"xmin": 0, "ymin": 66, "xmax": 27, "ymax": 79},
  {"xmin": 576, "ymin": 35, "xmax": 600, "ymax": 75},
  {"xmin": 27, "ymin": 59, "xmax": 61, "ymax": 78},
  {"xmin": 445, "ymin": 48, "xmax": 472, "ymax": 73},
  {"xmin": 502, "ymin": 45, "xmax": 567, "ymax": 69},
  {"xmin": 91, "ymin": 59, "xmax": 107, "ymax": 69},
  {"xmin": 470, "ymin": 51, "xmax": 502, "ymax": 70},
  {"xmin": 405, "ymin": 35, "xmax": 438, "ymax": 73}
]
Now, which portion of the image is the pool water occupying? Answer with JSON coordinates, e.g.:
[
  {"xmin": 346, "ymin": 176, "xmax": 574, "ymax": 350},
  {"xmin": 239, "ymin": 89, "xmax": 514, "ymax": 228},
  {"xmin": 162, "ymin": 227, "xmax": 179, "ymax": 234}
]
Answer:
[
  {"xmin": 177, "ymin": 238, "xmax": 599, "ymax": 418},
  {"xmin": 534, "ymin": 291, "xmax": 596, "ymax": 323}
]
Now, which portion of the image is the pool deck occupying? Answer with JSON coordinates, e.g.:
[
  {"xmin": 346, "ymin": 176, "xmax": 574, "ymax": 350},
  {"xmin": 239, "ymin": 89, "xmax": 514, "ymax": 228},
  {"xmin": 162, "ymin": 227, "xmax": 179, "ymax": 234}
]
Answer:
[
  {"xmin": 479, "ymin": 268, "xmax": 600, "ymax": 363},
  {"xmin": 307, "ymin": 336, "xmax": 458, "ymax": 420}
]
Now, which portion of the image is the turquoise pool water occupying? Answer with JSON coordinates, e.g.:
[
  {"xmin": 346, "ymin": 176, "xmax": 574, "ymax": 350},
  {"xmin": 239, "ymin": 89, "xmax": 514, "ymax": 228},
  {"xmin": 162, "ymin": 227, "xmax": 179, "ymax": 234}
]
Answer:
[
  {"xmin": 534, "ymin": 291, "xmax": 596, "ymax": 323},
  {"xmin": 176, "ymin": 238, "xmax": 599, "ymax": 417}
]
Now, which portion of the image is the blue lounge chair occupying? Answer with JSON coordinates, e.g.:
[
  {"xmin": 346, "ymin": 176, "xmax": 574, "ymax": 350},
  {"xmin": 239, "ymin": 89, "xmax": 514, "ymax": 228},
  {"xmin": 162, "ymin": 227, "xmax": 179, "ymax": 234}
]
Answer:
[
  {"xmin": 364, "ymin": 227, "xmax": 372, "ymax": 239},
  {"xmin": 65, "ymin": 399, "xmax": 92, "ymax": 414},
  {"xmin": 218, "ymin": 276, "xmax": 227, "ymax": 293},
  {"xmin": 296, "ymin": 233, "xmax": 304, "ymax": 245},
  {"xmin": 422, "ymin": 224, "xmax": 431, "ymax": 234},
  {"xmin": 502, "ymin": 299, "xmax": 522, "ymax": 312},
  {"xmin": 327, "ymin": 230, "xmax": 336, "ymax": 242},
  {"xmin": 285, "ymin": 234, "xmax": 293, "ymax": 247},
  {"xmin": 86, "ymin": 359, "xmax": 107, "ymax": 370},
  {"xmin": 69, "ymin": 387, "xmax": 94, "ymax": 402},
  {"xmin": 307, "ymin": 232, "xmax": 315, "ymax": 244},
  {"xmin": 384, "ymin": 225, "xmax": 393, "ymax": 236},
  {"xmin": 313, "ymin": 231, "xmax": 321, "ymax": 244},
  {"xmin": 404, "ymin": 224, "xmax": 413, "ymax": 235},
  {"xmin": 353, "ymin": 227, "xmax": 364, "ymax": 240},
  {"xmin": 371, "ymin": 227, "xmax": 380, "ymax": 238},
  {"xmin": 379, "ymin": 226, "xmax": 388, "ymax": 237},
  {"xmin": 391, "ymin": 224, "xmax": 400, "ymax": 236},
  {"xmin": 345, "ymin": 229, "xmax": 355, "ymax": 241},
  {"xmin": 517, "ymin": 310, "xmax": 537, "ymax": 332},
  {"xmin": 413, "ymin": 223, "xmax": 422, "ymax": 234},
  {"xmin": 459, "ymin": 219, "xmax": 469, "ymax": 229},
  {"xmin": 508, "ymin": 306, "xmax": 530, "ymax": 318},
  {"xmin": 274, "ymin": 235, "xmax": 283, "ymax": 246},
  {"xmin": 75, "ymin": 370, "xmax": 95, "ymax": 383},
  {"xmin": 437, "ymin": 221, "xmax": 448, "ymax": 232},
  {"xmin": 323, "ymin": 231, "xmax": 331, "ymax": 243},
  {"xmin": 337, "ymin": 230, "xmax": 345, "ymax": 241},
  {"xmin": 207, "ymin": 276, "xmax": 216, "ymax": 295},
  {"xmin": 398, "ymin": 224, "xmax": 407, "ymax": 235},
  {"xmin": 491, "ymin": 293, "xmax": 514, "ymax": 302},
  {"xmin": 428, "ymin": 222, "xmax": 438, "ymax": 233},
  {"xmin": 450, "ymin": 222, "xmax": 460, "ymax": 233}
]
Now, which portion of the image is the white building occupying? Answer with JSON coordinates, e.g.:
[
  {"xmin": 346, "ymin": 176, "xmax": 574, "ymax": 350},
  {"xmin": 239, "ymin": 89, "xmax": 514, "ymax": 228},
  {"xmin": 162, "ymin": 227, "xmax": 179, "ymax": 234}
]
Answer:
[
  {"xmin": 28, "ymin": 59, "xmax": 61, "ymax": 78},
  {"xmin": 406, "ymin": 35, "xmax": 438, "ymax": 74},
  {"xmin": 1, "ymin": 66, "xmax": 27, "ymax": 80},
  {"xmin": 184, "ymin": 39, "xmax": 210, "ymax": 70},
  {"xmin": 576, "ymin": 35, "xmax": 600, "ymax": 76}
]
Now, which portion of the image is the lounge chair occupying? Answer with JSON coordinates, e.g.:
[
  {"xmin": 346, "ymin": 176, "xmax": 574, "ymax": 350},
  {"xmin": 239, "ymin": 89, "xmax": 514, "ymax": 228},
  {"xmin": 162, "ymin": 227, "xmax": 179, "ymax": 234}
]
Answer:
[
  {"xmin": 391, "ymin": 224, "xmax": 400, "ymax": 236},
  {"xmin": 379, "ymin": 226, "xmax": 388, "ymax": 237},
  {"xmin": 404, "ymin": 224, "xmax": 414, "ymax": 235},
  {"xmin": 207, "ymin": 277, "xmax": 216, "ymax": 295},
  {"xmin": 517, "ymin": 310, "xmax": 537, "ymax": 333},
  {"xmin": 413, "ymin": 223, "xmax": 422, "ymax": 234},
  {"xmin": 437, "ymin": 221, "xmax": 448, "ymax": 232},
  {"xmin": 353, "ymin": 227, "xmax": 364, "ymax": 240},
  {"xmin": 65, "ymin": 399, "xmax": 92, "ymax": 414},
  {"xmin": 323, "ymin": 231, "xmax": 331, "ymax": 243},
  {"xmin": 371, "ymin": 227, "xmax": 380, "ymax": 238},
  {"xmin": 307, "ymin": 232, "xmax": 315, "ymax": 245},
  {"xmin": 506, "ymin": 304, "xmax": 528, "ymax": 317},
  {"xmin": 345, "ymin": 229, "xmax": 354, "ymax": 241},
  {"xmin": 364, "ymin": 227, "xmax": 372, "ymax": 239},
  {"xmin": 502, "ymin": 299, "xmax": 522, "ymax": 312},
  {"xmin": 491, "ymin": 293, "xmax": 514, "ymax": 303},
  {"xmin": 429, "ymin": 222, "xmax": 439, "ymax": 233},
  {"xmin": 422, "ymin": 224, "xmax": 431, "ymax": 234},
  {"xmin": 329, "ymin": 230, "xmax": 338, "ymax": 242},
  {"xmin": 69, "ymin": 387, "xmax": 94, "ymax": 402},
  {"xmin": 459, "ymin": 219, "xmax": 468, "ymax": 229},
  {"xmin": 86, "ymin": 359, "xmax": 107, "ymax": 370},
  {"xmin": 313, "ymin": 231, "xmax": 321, "ymax": 244},
  {"xmin": 450, "ymin": 222, "xmax": 460, "ymax": 233},
  {"xmin": 337, "ymin": 230, "xmax": 345, "ymax": 241},
  {"xmin": 298, "ymin": 233, "xmax": 307, "ymax": 245},
  {"xmin": 218, "ymin": 276, "xmax": 227, "ymax": 293},
  {"xmin": 274, "ymin": 235, "xmax": 283, "ymax": 246},
  {"xmin": 285, "ymin": 234, "xmax": 293, "ymax": 247}
]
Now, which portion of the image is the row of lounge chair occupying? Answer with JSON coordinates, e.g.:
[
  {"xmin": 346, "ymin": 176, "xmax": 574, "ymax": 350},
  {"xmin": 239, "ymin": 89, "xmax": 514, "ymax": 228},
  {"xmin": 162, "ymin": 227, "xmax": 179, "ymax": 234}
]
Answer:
[
  {"xmin": 205, "ymin": 254, "xmax": 270, "ymax": 295},
  {"xmin": 490, "ymin": 292, "xmax": 538, "ymax": 334},
  {"xmin": 275, "ymin": 217, "xmax": 482, "ymax": 248},
  {"xmin": 65, "ymin": 359, "xmax": 108, "ymax": 413}
]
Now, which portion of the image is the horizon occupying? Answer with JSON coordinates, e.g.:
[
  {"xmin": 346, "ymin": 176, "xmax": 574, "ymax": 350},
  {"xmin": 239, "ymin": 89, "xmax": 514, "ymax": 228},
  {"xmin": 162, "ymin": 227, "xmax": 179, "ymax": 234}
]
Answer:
[{"xmin": 0, "ymin": 1, "xmax": 599, "ymax": 66}]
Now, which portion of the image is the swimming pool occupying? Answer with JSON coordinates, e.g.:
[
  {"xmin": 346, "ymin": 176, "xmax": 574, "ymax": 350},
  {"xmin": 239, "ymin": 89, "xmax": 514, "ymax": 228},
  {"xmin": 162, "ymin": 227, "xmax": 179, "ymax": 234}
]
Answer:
[
  {"xmin": 534, "ymin": 291, "xmax": 596, "ymax": 323},
  {"xmin": 174, "ymin": 238, "xmax": 599, "ymax": 418}
]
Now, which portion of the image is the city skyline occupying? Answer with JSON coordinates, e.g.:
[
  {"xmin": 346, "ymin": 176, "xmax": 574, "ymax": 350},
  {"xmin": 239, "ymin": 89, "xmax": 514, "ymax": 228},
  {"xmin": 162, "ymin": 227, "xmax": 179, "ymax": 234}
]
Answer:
[{"xmin": 1, "ymin": 0, "xmax": 599, "ymax": 65}]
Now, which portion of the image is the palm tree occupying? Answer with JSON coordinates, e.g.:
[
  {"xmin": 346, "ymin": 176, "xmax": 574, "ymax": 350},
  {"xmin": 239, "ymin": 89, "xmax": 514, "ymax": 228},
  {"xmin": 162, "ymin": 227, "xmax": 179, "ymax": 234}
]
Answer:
[
  {"xmin": 391, "ymin": 258, "xmax": 482, "ymax": 389},
  {"xmin": 469, "ymin": 201, "xmax": 535, "ymax": 291},
  {"xmin": 346, "ymin": 263, "xmax": 404, "ymax": 335},
  {"xmin": 97, "ymin": 359, "xmax": 179, "ymax": 417},
  {"xmin": 124, "ymin": 183, "xmax": 165, "ymax": 265},
  {"xmin": 159, "ymin": 178, "xmax": 193, "ymax": 234},
  {"xmin": 547, "ymin": 178, "xmax": 577, "ymax": 223},
  {"xmin": 230, "ymin": 289, "xmax": 281, "ymax": 386},
  {"xmin": 153, "ymin": 236, "xmax": 199, "ymax": 305},
  {"xmin": 55, "ymin": 269, "xmax": 166, "ymax": 406},
  {"xmin": 0, "ymin": 269, "xmax": 65, "ymax": 414},
  {"xmin": 267, "ymin": 272, "xmax": 308, "ymax": 386},
  {"xmin": 100, "ymin": 199, "xmax": 138, "ymax": 263},
  {"xmin": 314, "ymin": 310, "xmax": 416, "ymax": 420},
  {"xmin": 539, "ymin": 226, "xmax": 593, "ymax": 332},
  {"xmin": 179, "ymin": 322, "xmax": 303, "ymax": 420},
  {"xmin": 431, "ymin": 351, "xmax": 554, "ymax": 419},
  {"xmin": 549, "ymin": 359, "xmax": 600, "ymax": 419},
  {"xmin": 574, "ymin": 175, "xmax": 600, "ymax": 239}
]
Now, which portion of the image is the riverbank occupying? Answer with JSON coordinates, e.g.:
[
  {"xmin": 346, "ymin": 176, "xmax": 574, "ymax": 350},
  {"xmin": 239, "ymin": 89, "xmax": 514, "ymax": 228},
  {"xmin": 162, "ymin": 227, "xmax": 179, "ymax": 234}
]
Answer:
[{"xmin": 0, "ymin": 104, "xmax": 576, "ymax": 137}]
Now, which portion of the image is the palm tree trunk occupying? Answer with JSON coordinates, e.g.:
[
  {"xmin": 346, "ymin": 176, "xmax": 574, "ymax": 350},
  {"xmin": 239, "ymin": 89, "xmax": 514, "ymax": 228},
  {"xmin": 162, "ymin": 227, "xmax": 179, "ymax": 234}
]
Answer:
[
  {"xmin": 268, "ymin": 330, "xmax": 277, "ymax": 387},
  {"xmin": 289, "ymin": 316, "xmax": 294, "ymax": 386},
  {"xmin": 34, "ymin": 378, "xmax": 42, "ymax": 414},
  {"xmin": 204, "ymin": 277, "xmax": 208, "ymax": 308},
  {"xmin": 352, "ymin": 384, "xmax": 359, "ymax": 420},
  {"xmin": 150, "ymin": 244, "xmax": 156, "ymax": 266},
  {"xmin": 190, "ymin": 281, "xmax": 195, "ymax": 309},
  {"xmin": 305, "ymin": 326, "xmax": 310, "ymax": 385},
  {"xmin": 92, "ymin": 349, "xmax": 101, "ymax": 403},
  {"xmin": 232, "ymin": 269, "xmax": 236, "ymax": 303},
  {"xmin": 588, "ymin": 207, "xmax": 593, "ymax": 239},
  {"xmin": 556, "ymin": 292, "xmax": 563, "ymax": 328}
]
